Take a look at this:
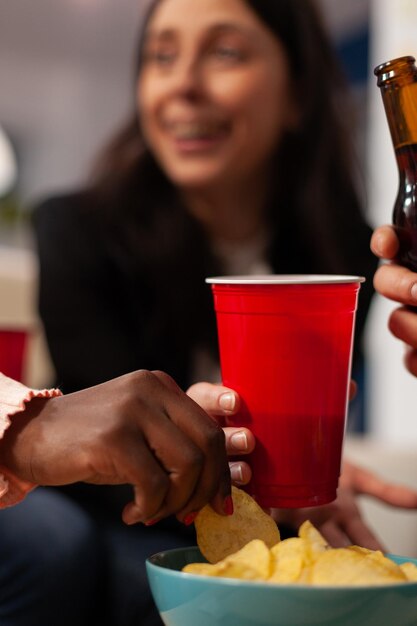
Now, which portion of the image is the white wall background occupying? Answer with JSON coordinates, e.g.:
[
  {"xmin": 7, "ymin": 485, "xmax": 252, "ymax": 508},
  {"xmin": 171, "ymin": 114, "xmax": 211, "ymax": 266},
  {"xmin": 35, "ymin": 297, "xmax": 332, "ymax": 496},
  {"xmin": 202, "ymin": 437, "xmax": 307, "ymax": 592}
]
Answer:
[
  {"xmin": 366, "ymin": 0, "xmax": 417, "ymax": 443},
  {"xmin": 0, "ymin": 0, "xmax": 145, "ymax": 204}
]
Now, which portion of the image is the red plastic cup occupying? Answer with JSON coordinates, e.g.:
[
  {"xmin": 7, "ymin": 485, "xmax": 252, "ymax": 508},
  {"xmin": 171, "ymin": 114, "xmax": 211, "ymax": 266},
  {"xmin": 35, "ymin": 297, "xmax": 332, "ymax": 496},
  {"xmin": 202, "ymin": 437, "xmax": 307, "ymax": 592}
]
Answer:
[
  {"xmin": 206, "ymin": 275, "xmax": 365, "ymax": 509},
  {"xmin": 0, "ymin": 329, "xmax": 28, "ymax": 382}
]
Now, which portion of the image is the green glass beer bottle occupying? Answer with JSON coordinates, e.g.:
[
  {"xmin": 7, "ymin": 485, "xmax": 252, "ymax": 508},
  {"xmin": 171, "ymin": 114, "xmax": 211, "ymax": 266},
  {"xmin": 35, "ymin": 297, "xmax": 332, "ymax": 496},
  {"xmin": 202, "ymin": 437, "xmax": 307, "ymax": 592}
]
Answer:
[{"xmin": 374, "ymin": 55, "xmax": 417, "ymax": 271}]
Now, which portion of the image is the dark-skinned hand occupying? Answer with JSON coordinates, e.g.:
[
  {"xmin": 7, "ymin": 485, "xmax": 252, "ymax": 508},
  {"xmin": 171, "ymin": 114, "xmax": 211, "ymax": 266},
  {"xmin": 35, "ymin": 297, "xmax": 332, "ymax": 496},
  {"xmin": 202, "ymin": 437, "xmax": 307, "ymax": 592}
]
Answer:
[{"xmin": 0, "ymin": 370, "xmax": 232, "ymax": 526}]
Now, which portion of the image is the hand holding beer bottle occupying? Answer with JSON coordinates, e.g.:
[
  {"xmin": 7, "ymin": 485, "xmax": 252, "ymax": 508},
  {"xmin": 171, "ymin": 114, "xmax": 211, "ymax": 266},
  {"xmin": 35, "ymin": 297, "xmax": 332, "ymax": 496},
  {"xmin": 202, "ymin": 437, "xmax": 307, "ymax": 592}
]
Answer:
[
  {"xmin": 374, "ymin": 56, "xmax": 417, "ymax": 271},
  {"xmin": 373, "ymin": 56, "xmax": 417, "ymax": 375},
  {"xmin": 371, "ymin": 224, "xmax": 417, "ymax": 377}
]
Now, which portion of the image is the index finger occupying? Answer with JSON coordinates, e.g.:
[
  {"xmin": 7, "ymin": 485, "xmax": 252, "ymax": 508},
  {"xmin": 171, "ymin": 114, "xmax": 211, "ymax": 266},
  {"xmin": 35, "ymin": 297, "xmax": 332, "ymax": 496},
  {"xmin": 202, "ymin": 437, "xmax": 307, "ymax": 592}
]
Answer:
[
  {"xmin": 152, "ymin": 371, "xmax": 232, "ymax": 519},
  {"xmin": 342, "ymin": 462, "xmax": 417, "ymax": 508},
  {"xmin": 373, "ymin": 263, "xmax": 417, "ymax": 305},
  {"xmin": 186, "ymin": 382, "xmax": 240, "ymax": 418},
  {"xmin": 322, "ymin": 516, "xmax": 386, "ymax": 551}
]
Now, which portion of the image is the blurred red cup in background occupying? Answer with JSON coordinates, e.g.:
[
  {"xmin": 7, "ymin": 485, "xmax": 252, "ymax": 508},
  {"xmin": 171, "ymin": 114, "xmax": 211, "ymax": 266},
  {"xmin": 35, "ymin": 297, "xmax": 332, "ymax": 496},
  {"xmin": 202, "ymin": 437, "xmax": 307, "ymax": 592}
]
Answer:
[
  {"xmin": 206, "ymin": 275, "xmax": 364, "ymax": 509},
  {"xmin": 0, "ymin": 329, "xmax": 28, "ymax": 382}
]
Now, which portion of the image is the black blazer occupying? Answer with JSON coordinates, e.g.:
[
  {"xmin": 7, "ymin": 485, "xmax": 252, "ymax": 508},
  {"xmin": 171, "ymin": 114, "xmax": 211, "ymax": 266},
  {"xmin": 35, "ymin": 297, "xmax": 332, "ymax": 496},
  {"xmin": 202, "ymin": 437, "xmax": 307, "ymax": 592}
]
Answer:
[{"xmin": 33, "ymin": 191, "xmax": 377, "ymax": 395}]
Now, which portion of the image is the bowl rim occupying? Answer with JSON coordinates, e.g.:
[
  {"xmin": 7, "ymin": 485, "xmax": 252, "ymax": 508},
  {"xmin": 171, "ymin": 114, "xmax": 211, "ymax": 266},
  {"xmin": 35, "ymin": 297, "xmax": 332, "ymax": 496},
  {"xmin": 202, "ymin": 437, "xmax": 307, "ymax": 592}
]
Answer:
[{"xmin": 146, "ymin": 546, "xmax": 417, "ymax": 591}]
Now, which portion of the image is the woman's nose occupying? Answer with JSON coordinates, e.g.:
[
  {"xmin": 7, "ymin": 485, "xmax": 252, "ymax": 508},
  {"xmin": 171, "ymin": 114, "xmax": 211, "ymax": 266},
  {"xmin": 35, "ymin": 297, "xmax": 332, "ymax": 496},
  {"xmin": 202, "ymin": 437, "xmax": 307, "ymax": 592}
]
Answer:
[{"xmin": 169, "ymin": 58, "xmax": 204, "ymax": 99}]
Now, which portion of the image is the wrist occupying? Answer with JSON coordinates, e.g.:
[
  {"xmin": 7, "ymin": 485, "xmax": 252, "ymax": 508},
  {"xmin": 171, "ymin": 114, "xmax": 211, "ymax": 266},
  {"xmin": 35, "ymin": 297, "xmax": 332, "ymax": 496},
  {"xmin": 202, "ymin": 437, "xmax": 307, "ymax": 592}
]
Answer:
[
  {"xmin": 0, "ymin": 397, "xmax": 49, "ymax": 482},
  {"xmin": 0, "ymin": 374, "xmax": 62, "ymax": 506}
]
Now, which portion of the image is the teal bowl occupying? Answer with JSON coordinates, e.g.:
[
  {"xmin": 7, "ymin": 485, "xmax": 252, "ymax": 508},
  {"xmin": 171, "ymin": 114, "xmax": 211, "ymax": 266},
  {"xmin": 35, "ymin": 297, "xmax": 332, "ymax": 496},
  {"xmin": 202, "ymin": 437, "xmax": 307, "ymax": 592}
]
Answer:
[{"xmin": 146, "ymin": 547, "xmax": 417, "ymax": 626}]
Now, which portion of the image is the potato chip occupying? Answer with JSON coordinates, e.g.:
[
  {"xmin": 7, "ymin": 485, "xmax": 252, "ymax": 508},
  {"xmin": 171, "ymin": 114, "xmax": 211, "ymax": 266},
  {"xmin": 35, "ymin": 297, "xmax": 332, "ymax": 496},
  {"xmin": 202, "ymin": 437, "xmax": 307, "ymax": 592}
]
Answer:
[
  {"xmin": 221, "ymin": 539, "xmax": 271, "ymax": 579},
  {"xmin": 194, "ymin": 486, "xmax": 280, "ymax": 563},
  {"xmin": 366, "ymin": 550, "xmax": 408, "ymax": 577},
  {"xmin": 211, "ymin": 561, "xmax": 262, "ymax": 580},
  {"xmin": 311, "ymin": 548, "xmax": 407, "ymax": 586},
  {"xmin": 215, "ymin": 539, "xmax": 271, "ymax": 580},
  {"xmin": 400, "ymin": 562, "xmax": 417, "ymax": 581},
  {"xmin": 298, "ymin": 520, "xmax": 329, "ymax": 561},
  {"xmin": 182, "ymin": 562, "xmax": 218, "ymax": 577},
  {"xmin": 183, "ymin": 560, "xmax": 261, "ymax": 580},
  {"xmin": 347, "ymin": 545, "xmax": 373, "ymax": 556},
  {"xmin": 269, "ymin": 537, "xmax": 309, "ymax": 583},
  {"xmin": 297, "ymin": 564, "xmax": 313, "ymax": 584},
  {"xmin": 182, "ymin": 539, "xmax": 270, "ymax": 580}
]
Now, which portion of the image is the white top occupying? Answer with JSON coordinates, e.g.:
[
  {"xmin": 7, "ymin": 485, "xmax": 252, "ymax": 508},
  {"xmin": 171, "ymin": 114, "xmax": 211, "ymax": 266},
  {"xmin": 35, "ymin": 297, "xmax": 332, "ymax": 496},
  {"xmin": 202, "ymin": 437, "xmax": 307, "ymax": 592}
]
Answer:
[{"xmin": 192, "ymin": 230, "xmax": 272, "ymax": 384}]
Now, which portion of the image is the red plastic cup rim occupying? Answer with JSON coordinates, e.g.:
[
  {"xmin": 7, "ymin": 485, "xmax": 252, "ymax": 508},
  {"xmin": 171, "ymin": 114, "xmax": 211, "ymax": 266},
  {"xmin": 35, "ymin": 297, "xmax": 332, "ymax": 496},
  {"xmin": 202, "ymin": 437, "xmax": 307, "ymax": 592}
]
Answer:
[{"xmin": 206, "ymin": 274, "xmax": 365, "ymax": 285}]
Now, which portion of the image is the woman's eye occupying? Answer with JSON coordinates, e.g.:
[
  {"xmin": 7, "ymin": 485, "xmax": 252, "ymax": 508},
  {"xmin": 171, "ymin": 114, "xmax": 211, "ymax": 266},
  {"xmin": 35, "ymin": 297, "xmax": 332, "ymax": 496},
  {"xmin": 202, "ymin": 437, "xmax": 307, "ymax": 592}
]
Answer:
[
  {"xmin": 212, "ymin": 46, "xmax": 245, "ymax": 62},
  {"xmin": 143, "ymin": 49, "xmax": 176, "ymax": 66}
]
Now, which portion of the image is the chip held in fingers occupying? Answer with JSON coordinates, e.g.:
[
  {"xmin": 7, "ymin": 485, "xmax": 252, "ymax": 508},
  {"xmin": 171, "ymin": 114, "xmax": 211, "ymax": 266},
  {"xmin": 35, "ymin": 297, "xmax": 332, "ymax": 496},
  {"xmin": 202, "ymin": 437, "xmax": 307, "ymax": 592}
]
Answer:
[{"xmin": 194, "ymin": 486, "xmax": 280, "ymax": 564}]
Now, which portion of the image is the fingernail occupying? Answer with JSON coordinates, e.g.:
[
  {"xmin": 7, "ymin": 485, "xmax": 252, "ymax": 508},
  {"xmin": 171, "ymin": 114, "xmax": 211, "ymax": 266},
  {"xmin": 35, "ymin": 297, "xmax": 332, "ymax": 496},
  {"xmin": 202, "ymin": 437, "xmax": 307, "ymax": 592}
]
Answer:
[
  {"xmin": 219, "ymin": 392, "xmax": 236, "ymax": 412},
  {"xmin": 230, "ymin": 462, "xmax": 244, "ymax": 484},
  {"xmin": 411, "ymin": 283, "xmax": 417, "ymax": 301},
  {"xmin": 230, "ymin": 431, "xmax": 248, "ymax": 451},
  {"xmin": 144, "ymin": 518, "xmax": 160, "ymax": 526},
  {"xmin": 223, "ymin": 495, "xmax": 234, "ymax": 516},
  {"xmin": 183, "ymin": 511, "xmax": 198, "ymax": 526},
  {"xmin": 372, "ymin": 235, "xmax": 383, "ymax": 256}
]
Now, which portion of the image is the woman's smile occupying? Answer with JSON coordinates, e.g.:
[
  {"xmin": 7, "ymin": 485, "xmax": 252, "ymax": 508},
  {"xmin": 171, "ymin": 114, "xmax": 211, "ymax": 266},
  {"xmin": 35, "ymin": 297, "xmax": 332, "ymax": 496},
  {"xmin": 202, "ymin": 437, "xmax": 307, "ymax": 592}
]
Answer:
[{"xmin": 163, "ymin": 117, "xmax": 230, "ymax": 154}]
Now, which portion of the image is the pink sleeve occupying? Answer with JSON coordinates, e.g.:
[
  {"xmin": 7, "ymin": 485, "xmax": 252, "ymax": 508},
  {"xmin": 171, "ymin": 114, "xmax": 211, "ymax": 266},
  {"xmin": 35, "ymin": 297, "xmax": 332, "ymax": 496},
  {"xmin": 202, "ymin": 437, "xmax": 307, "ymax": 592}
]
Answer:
[{"xmin": 0, "ymin": 372, "xmax": 62, "ymax": 508}]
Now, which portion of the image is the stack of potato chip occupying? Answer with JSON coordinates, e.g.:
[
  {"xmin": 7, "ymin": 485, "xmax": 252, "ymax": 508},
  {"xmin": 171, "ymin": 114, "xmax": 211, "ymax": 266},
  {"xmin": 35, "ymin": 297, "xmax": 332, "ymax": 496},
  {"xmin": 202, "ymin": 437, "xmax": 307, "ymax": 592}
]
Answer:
[{"xmin": 183, "ymin": 487, "xmax": 417, "ymax": 586}]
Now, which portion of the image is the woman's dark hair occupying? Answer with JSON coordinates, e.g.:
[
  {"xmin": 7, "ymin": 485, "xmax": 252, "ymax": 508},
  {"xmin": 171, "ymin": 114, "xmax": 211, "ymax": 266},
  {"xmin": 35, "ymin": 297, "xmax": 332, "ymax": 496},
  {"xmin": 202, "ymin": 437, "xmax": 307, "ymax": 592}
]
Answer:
[{"xmin": 87, "ymin": 0, "xmax": 374, "ymax": 358}]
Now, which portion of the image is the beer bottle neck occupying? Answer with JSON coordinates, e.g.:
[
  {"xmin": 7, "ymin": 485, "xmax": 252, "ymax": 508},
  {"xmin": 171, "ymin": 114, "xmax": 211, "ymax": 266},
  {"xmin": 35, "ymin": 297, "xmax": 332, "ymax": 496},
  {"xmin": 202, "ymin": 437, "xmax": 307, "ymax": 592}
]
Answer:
[{"xmin": 375, "ymin": 56, "xmax": 417, "ymax": 149}]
